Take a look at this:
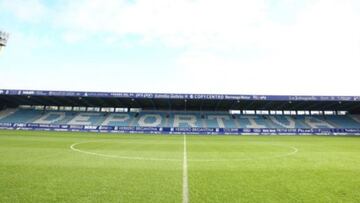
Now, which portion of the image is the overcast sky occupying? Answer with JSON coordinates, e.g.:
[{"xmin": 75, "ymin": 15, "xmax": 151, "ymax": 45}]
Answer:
[{"xmin": 0, "ymin": 0, "xmax": 360, "ymax": 95}]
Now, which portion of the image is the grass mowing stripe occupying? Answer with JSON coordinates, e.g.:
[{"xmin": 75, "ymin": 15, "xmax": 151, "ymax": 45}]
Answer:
[
  {"xmin": 183, "ymin": 134, "xmax": 189, "ymax": 203},
  {"xmin": 1, "ymin": 130, "xmax": 360, "ymax": 203},
  {"xmin": 70, "ymin": 141, "xmax": 181, "ymax": 161}
]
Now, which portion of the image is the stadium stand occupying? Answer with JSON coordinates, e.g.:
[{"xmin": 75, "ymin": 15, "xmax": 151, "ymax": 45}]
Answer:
[
  {"xmin": 1, "ymin": 89, "xmax": 360, "ymax": 135},
  {"xmin": 1, "ymin": 108, "xmax": 360, "ymax": 129}
]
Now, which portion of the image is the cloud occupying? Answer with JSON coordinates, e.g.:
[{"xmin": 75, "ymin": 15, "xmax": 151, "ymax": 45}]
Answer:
[
  {"xmin": 1, "ymin": 0, "xmax": 360, "ymax": 95},
  {"xmin": 3, "ymin": 0, "xmax": 360, "ymax": 54},
  {"xmin": 0, "ymin": 0, "xmax": 49, "ymax": 23},
  {"xmin": 62, "ymin": 31, "xmax": 87, "ymax": 44},
  {"xmin": 53, "ymin": 0, "xmax": 360, "ymax": 53},
  {"xmin": 173, "ymin": 0, "xmax": 360, "ymax": 95},
  {"xmin": 53, "ymin": 0, "xmax": 267, "ymax": 47}
]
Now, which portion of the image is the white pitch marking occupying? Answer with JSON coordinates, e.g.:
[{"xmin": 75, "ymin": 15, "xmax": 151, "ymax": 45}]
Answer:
[
  {"xmin": 70, "ymin": 141, "xmax": 298, "ymax": 163},
  {"xmin": 182, "ymin": 134, "xmax": 189, "ymax": 203},
  {"xmin": 70, "ymin": 141, "xmax": 180, "ymax": 162}
]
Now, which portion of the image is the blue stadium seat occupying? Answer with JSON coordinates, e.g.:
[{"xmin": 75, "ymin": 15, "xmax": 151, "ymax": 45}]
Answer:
[
  {"xmin": 0, "ymin": 109, "xmax": 42, "ymax": 123},
  {"xmin": 1, "ymin": 108, "xmax": 360, "ymax": 129}
]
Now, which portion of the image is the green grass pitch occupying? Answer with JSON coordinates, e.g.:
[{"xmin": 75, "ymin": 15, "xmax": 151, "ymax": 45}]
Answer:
[{"xmin": 0, "ymin": 130, "xmax": 360, "ymax": 203}]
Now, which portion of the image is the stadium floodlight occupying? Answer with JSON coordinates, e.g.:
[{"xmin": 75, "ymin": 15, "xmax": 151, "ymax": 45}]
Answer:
[{"xmin": 0, "ymin": 30, "xmax": 10, "ymax": 54}]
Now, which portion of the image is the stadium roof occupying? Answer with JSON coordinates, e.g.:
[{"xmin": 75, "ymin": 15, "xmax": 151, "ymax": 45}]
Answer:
[{"xmin": 1, "ymin": 89, "xmax": 360, "ymax": 113}]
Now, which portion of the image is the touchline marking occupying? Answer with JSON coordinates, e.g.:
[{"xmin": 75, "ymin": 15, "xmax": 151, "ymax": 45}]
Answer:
[{"xmin": 183, "ymin": 134, "xmax": 189, "ymax": 203}]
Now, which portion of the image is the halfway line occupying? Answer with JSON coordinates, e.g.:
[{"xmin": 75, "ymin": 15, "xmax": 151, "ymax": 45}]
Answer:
[{"xmin": 183, "ymin": 134, "xmax": 189, "ymax": 203}]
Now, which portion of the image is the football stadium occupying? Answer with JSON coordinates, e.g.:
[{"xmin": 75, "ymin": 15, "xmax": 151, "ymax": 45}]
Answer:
[
  {"xmin": 1, "ymin": 1, "xmax": 360, "ymax": 203},
  {"xmin": 1, "ymin": 90, "xmax": 360, "ymax": 202}
]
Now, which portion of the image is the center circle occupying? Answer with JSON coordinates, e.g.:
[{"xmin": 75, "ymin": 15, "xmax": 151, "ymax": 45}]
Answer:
[
  {"xmin": 71, "ymin": 140, "xmax": 182, "ymax": 161},
  {"xmin": 70, "ymin": 140, "xmax": 297, "ymax": 162}
]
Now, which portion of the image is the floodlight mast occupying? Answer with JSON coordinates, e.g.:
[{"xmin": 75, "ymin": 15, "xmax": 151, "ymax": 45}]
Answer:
[{"xmin": 0, "ymin": 30, "xmax": 10, "ymax": 54}]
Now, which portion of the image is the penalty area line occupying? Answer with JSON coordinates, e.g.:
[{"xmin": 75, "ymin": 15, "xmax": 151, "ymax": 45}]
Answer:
[{"xmin": 183, "ymin": 134, "xmax": 189, "ymax": 203}]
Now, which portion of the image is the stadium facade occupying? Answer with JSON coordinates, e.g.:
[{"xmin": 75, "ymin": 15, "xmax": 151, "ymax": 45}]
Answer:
[{"xmin": 1, "ymin": 89, "xmax": 360, "ymax": 135}]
